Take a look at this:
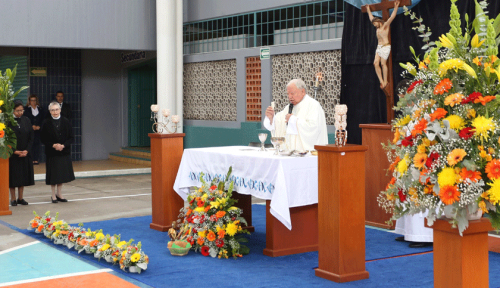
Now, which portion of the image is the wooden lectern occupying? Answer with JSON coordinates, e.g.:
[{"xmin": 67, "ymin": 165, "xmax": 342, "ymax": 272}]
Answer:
[
  {"xmin": 360, "ymin": 124, "xmax": 394, "ymax": 229},
  {"xmin": 314, "ymin": 144, "xmax": 369, "ymax": 283},
  {"xmin": 148, "ymin": 133, "xmax": 185, "ymax": 232},
  {"xmin": 428, "ymin": 218, "xmax": 493, "ymax": 288},
  {"xmin": 0, "ymin": 158, "xmax": 12, "ymax": 216}
]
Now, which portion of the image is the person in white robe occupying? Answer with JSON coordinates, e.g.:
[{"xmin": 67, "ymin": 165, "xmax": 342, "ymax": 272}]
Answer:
[{"xmin": 263, "ymin": 79, "xmax": 328, "ymax": 151}]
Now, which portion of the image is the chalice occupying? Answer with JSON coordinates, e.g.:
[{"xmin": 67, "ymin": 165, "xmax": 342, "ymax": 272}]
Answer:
[
  {"xmin": 270, "ymin": 136, "xmax": 285, "ymax": 155},
  {"xmin": 258, "ymin": 133, "xmax": 268, "ymax": 151}
]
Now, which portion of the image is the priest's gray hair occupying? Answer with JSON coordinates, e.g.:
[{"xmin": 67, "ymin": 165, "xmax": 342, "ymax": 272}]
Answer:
[
  {"xmin": 286, "ymin": 78, "xmax": 307, "ymax": 93},
  {"xmin": 48, "ymin": 101, "xmax": 61, "ymax": 110}
]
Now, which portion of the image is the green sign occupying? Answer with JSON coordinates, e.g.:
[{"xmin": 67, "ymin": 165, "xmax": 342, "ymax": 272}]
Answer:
[
  {"xmin": 260, "ymin": 47, "xmax": 270, "ymax": 60},
  {"xmin": 30, "ymin": 67, "xmax": 47, "ymax": 77}
]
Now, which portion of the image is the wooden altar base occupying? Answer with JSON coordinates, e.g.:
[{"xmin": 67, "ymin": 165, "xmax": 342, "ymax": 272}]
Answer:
[
  {"xmin": 263, "ymin": 200, "xmax": 318, "ymax": 257},
  {"xmin": 0, "ymin": 158, "xmax": 12, "ymax": 216},
  {"xmin": 428, "ymin": 218, "xmax": 493, "ymax": 288},
  {"xmin": 360, "ymin": 124, "xmax": 394, "ymax": 229},
  {"xmin": 232, "ymin": 192, "xmax": 254, "ymax": 233}
]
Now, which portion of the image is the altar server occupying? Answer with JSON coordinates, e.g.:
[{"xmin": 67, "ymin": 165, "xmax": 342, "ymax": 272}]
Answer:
[{"xmin": 263, "ymin": 78, "xmax": 328, "ymax": 151}]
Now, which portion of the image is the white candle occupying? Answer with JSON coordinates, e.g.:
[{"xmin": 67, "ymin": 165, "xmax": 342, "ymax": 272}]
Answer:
[
  {"xmin": 271, "ymin": 101, "xmax": 275, "ymax": 110},
  {"xmin": 171, "ymin": 115, "xmax": 180, "ymax": 123},
  {"xmin": 162, "ymin": 109, "xmax": 170, "ymax": 117},
  {"xmin": 150, "ymin": 104, "xmax": 160, "ymax": 112}
]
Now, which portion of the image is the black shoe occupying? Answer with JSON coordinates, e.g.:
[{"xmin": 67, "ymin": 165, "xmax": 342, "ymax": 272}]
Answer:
[
  {"xmin": 395, "ymin": 236, "xmax": 406, "ymax": 242},
  {"xmin": 51, "ymin": 197, "xmax": 58, "ymax": 203},
  {"xmin": 55, "ymin": 195, "xmax": 68, "ymax": 202},
  {"xmin": 409, "ymin": 242, "xmax": 433, "ymax": 248},
  {"xmin": 10, "ymin": 200, "xmax": 17, "ymax": 206},
  {"xmin": 17, "ymin": 199, "xmax": 28, "ymax": 205}
]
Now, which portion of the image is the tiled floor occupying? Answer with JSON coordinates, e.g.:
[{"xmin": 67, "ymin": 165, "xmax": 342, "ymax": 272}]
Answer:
[{"xmin": 33, "ymin": 159, "xmax": 150, "ymax": 174}]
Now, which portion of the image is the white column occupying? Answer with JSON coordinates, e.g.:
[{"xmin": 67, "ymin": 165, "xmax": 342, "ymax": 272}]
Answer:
[{"xmin": 157, "ymin": 0, "xmax": 183, "ymax": 133}]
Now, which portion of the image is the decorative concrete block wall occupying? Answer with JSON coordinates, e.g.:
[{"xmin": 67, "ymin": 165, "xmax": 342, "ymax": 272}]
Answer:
[
  {"xmin": 271, "ymin": 50, "xmax": 341, "ymax": 125},
  {"xmin": 183, "ymin": 60, "xmax": 237, "ymax": 121}
]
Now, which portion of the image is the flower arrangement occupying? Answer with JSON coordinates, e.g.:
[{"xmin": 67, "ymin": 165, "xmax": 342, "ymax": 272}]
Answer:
[
  {"xmin": 379, "ymin": 0, "xmax": 500, "ymax": 234},
  {"xmin": 27, "ymin": 211, "xmax": 149, "ymax": 273},
  {"xmin": 0, "ymin": 65, "xmax": 28, "ymax": 159},
  {"xmin": 177, "ymin": 167, "xmax": 250, "ymax": 259}
]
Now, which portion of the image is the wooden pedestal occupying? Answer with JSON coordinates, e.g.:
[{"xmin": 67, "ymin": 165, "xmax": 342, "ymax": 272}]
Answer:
[
  {"xmin": 263, "ymin": 200, "xmax": 318, "ymax": 257},
  {"xmin": 149, "ymin": 133, "xmax": 185, "ymax": 232},
  {"xmin": 314, "ymin": 144, "xmax": 369, "ymax": 283},
  {"xmin": 429, "ymin": 218, "xmax": 493, "ymax": 288},
  {"xmin": 232, "ymin": 192, "xmax": 254, "ymax": 233},
  {"xmin": 0, "ymin": 158, "xmax": 12, "ymax": 216},
  {"xmin": 360, "ymin": 124, "xmax": 394, "ymax": 229}
]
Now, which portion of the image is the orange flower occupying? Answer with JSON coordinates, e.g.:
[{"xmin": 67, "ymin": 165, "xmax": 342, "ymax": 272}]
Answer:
[
  {"xmin": 204, "ymin": 205, "xmax": 211, "ymax": 212},
  {"xmin": 186, "ymin": 209, "xmax": 192, "ymax": 216},
  {"xmin": 216, "ymin": 211, "xmax": 226, "ymax": 219},
  {"xmin": 429, "ymin": 108, "xmax": 448, "ymax": 122},
  {"xmin": 444, "ymin": 93, "xmax": 464, "ymax": 107},
  {"xmin": 197, "ymin": 237, "xmax": 205, "ymax": 245},
  {"xmin": 31, "ymin": 221, "xmax": 38, "ymax": 228},
  {"xmin": 411, "ymin": 118, "xmax": 428, "ymax": 137},
  {"xmin": 79, "ymin": 239, "xmax": 88, "ymax": 246},
  {"xmin": 439, "ymin": 185, "xmax": 460, "ymax": 205},
  {"xmin": 433, "ymin": 78, "xmax": 453, "ymax": 95},
  {"xmin": 485, "ymin": 159, "xmax": 500, "ymax": 179},
  {"xmin": 207, "ymin": 230, "xmax": 216, "ymax": 242},
  {"xmin": 446, "ymin": 149, "xmax": 466, "ymax": 166},
  {"xmin": 386, "ymin": 177, "xmax": 396, "ymax": 190},
  {"xmin": 0, "ymin": 130, "xmax": 4, "ymax": 138},
  {"xmin": 413, "ymin": 153, "xmax": 428, "ymax": 169},
  {"xmin": 89, "ymin": 240, "xmax": 99, "ymax": 247},
  {"xmin": 60, "ymin": 230, "xmax": 70, "ymax": 235},
  {"xmin": 389, "ymin": 156, "xmax": 400, "ymax": 171},
  {"xmin": 424, "ymin": 184, "xmax": 434, "ymax": 194},
  {"xmin": 393, "ymin": 128, "xmax": 400, "ymax": 144},
  {"xmin": 459, "ymin": 168, "xmax": 481, "ymax": 182},
  {"xmin": 217, "ymin": 229, "xmax": 226, "ymax": 239},
  {"xmin": 37, "ymin": 225, "xmax": 44, "ymax": 232},
  {"xmin": 478, "ymin": 201, "xmax": 488, "ymax": 213},
  {"xmin": 474, "ymin": 95, "xmax": 496, "ymax": 105}
]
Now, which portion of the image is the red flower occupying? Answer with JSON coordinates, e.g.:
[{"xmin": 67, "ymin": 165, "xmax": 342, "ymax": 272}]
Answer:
[
  {"xmin": 459, "ymin": 127, "xmax": 474, "ymax": 140},
  {"xmin": 201, "ymin": 246, "xmax": 210, "ymax": 256},
  {"xmin": 197, "ymin": 200, "xmax": 205, "ymax": 207},
  {"xmin": 401, "ymin": 135, "xmax": 414, "ymax": 147},
  {"xmin": 210, "ymin": 215, "xmax": 217, "ymax": 222},
  {"xmin": 461, "ymin": 92, "xmax": 482, "ymax": 104},
  {"xmin": 189, "ymin": 198, "xmax": 195, "ymax": 205},
  {"xmin": 425, "ymin": 151, "xmax": 440, "ymax": 168},
  {"xmin": 407, "ymin": 80, "xmax": 423, "ymax": 93},
  {"xmin": 398, "ymin": 189, "xmax": 406, "ymax": 202},
  {"xmin": 215, "ymin": 239, "xmax": 225, "ymax": 248},
  {"xmin": 187, "ymin": 236, "xmax": 194, "ymax": 245},
  {"xmin": 210, "ymin": 185, "xmax": 217, "ymax": 191}
]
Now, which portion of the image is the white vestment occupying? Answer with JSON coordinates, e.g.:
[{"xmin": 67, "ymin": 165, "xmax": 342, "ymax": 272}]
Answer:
[
  {"xmin": 263, "ymin": 95, "xmax": 328, "ymax": 151},
  {"xmin": 395, "ymin": 212, "xmax": 433, "ymax": 242}
]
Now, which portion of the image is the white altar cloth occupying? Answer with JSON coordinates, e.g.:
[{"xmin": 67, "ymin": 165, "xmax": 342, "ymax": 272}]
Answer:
[{"xmin": 173, "ymin": 146, "xmax": 318, "ymax": 230}]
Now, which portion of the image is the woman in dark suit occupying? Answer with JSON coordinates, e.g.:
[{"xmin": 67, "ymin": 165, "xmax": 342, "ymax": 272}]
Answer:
[
  {"xmin": 24, "ymin": 94, "xmax": 45, "ymax": 164},
  {"xmin": 9, "ymin": 101, "xmax": 35, "ymax": 206},
  {"xmin": 40, "ymin": 101, "xmax": 75, "ymax": 203}
]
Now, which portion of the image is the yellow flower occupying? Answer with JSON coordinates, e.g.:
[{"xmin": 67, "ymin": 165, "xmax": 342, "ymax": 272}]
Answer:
[
  {"xmin": 210, "ymin": 201, "xmax": 220, "ymax": 209},
  {"xmin": 444, "ymin": 93, "xmax": 463, "ymax": 107},
  {"xmin": 194, "ymin": 206, "xmax": 205, "ymax": 213},
  {"xmin": 487, "ymin": 178, "xmax": 500, "ymax": 205},
  {"xmin": 473, "ymin": 57, "xmax": 482, "ymax": 66},
  {"xmin": 471, "ymin": 116, "xmax": 495, "ymax": 141},
  {"xmin": 395, "ymin": 115, "xmax": 411, "ymax": 127},
  {"xmin": 413, "ymin": 153, "xmax": 427, "ymax": 169},
  {"xmin": 201, "ymin": 194, "xmax": 208, "ymax": 201},
  {"xmin": 0, "ymin": 123, "xmax": 5, "ymax": 131},
  {"xmin": 198, "ymin": 230, "xmax": 206, "ymax": 238},
  {"xmin": 228, "ymin": 206, "xmax": 238, "ymax": 211},
  {"xmin": 0, "ymin": 100, "xmax": 3, "ymax": 106},
  {"xmin": 490, "ymin": 55, "xmax": 498, "ymax": 63},
  {"xmin": 480, "ymin": 150, "xmax": 488, "ymax": 159},
  {"xmin": 439, "ymin": 34, "xmax": 455, "ymax": 48},
  {"xmin": 467, "ymin": 109, "xmax": 476, "ymax": 119},
  {"xmin": 419, "ymin": 61, "xmax": 427, "ymax": 69},
  {"xmin": 386, "ymin": 193, "xmax": 395, "ymax": 201},
  {"xmin": 95, "ymin": 233, "xmax": 104, "ymax": 240},
  {"xmin": 421, "ymin": 138, "xmax": 432, "ymax": 147},
  {"xmin": 131, "ymin": 253, "xmax": 141, "ymax": 263},
  {"xmin": 478, "ymin": 200, "xmax": 488, "ymax": 213},
  {"xmin": 396, "ymin": 154, "xmax": 410, "ymax": 175},
  {"xmin": 444, "ymin": 115, "xmax": 465, "ymax": 131},
  {"xmin": 225, "ymin": 222, "xmax": 238, "ymax": 236},
  {"xmin": 100, "ymin": 244, "xmax": 110, "ymax": 251},
  {"xmin": 471, "ymin": 34, "xmax": 486, "ymax": 48},
  {"xmin": 438, "ymin": 167, "xmax": 458, "ymax": 187},
  {"xmin": 447, "ymin": 149, "xmax": 466, "ymax": 166},
  {"xmin": 117, "ymin": 241, "xmax": 127, "ymax": 248},
  {"xmin": 438, "ymin": 59, "xmax": 477, "ymax": 78},
  {"xmin": 417, "ymin": 144, "xmax": 427, "ymax": 154}
]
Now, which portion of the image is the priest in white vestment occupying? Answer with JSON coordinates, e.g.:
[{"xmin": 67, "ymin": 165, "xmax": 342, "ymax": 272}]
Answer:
[{"xmin": 263, "ymin": 78, "xmax": 328, "ymax": 151}]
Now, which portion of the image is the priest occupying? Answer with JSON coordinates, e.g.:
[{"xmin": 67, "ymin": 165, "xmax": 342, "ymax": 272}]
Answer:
[{"xmin": 263, "ymin": 78, "xmax": 328, "ymax": 151}]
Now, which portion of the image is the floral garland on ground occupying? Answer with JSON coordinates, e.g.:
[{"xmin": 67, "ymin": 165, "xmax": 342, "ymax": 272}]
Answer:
[
  {"xmin": 28, "ymin": 211, "xmax": 149, "ymax": 273},
  {"xmin": 379, "ymin": 0, "xmax": 500, "ymax": 234},
  {"xmin": 176, "ymin": 167, "xmax": 250, "ymax": 259},
  {"xmin": 0, "ymin": 65, "xmax": 28, "ymax": 159}
]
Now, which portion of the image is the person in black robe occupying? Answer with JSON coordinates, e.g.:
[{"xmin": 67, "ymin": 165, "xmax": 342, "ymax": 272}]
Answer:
[
  {"xmin": 55, "ymin": 90, "xmax": 71, "ymax": 120},
  {"xmin": 24, "ymin": 94, "xmax": 45, "ymax": 164},
  {"xmin": 9, "ymin": 101, "xmax": 35, "ymax": 206},
  {"xmin": 40, "ymin": 101, "xmax": 75, "ymax": 203}
]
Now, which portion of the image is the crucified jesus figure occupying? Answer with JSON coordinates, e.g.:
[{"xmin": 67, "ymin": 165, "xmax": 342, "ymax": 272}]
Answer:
[{"xmin": 366, "ymin": 0, "xmax": 400, "ymax": 89}]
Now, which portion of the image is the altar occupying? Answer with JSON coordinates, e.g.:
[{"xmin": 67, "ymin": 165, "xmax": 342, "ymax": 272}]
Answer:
[{"xmin": 173, "ymin": 146, "xmax": 319, "ymax": 256}]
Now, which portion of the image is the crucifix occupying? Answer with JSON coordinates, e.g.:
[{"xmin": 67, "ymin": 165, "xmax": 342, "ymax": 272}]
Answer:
[{"xmin": 361, "ymin": 0, "xmax": 412, "ymax": 123}]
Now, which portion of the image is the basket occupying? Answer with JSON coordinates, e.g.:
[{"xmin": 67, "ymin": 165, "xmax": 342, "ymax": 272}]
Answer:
[{"xmin": 168, "ymin": 240, "xmax": 191, "ymax": 256}]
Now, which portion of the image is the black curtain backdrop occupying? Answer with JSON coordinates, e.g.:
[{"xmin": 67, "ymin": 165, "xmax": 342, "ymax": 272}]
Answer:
[{"xmin": 341, "ymin": 0, "xmax": 500, "ymax": 144}]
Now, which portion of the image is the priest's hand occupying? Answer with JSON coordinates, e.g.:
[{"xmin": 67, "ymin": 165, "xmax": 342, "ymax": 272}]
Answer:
[{"xmin": 265, "ymin": 106, "xmax": 275, "ymax": 123}]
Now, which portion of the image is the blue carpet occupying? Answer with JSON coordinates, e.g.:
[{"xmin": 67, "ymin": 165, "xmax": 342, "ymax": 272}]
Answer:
[{"xmin": 9, "ymin": 204, "xmax": 500, "ymax": 287}]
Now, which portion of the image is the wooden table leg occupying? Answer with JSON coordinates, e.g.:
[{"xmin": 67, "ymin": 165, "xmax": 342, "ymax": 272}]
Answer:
[{"xmin": 0, "ymin": 158, "xmax": 12, "ymax": 216}]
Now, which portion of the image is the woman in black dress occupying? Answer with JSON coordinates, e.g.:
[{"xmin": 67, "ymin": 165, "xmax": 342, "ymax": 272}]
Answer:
[
  {"xmin": 40, "ymin": 101, "xmax": 75, "ymax": 203},
  {"xmin": 9, "ymin": 101, "xmax": 35, "ymax": 206},
  {"xmin": 24, "ymin": 94, "xmax": 45, "ymax": 164}
]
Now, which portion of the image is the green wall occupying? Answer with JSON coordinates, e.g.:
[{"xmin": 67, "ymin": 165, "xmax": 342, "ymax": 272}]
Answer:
[{"xmin": 184, "ymin": 122, "xmax": 335, "ymax": 148}]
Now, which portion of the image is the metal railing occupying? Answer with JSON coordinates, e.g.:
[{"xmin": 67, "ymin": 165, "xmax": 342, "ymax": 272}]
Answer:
[{"xmin": 183, "ymin": 0, "xmax": 345, "ymax": 54}]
